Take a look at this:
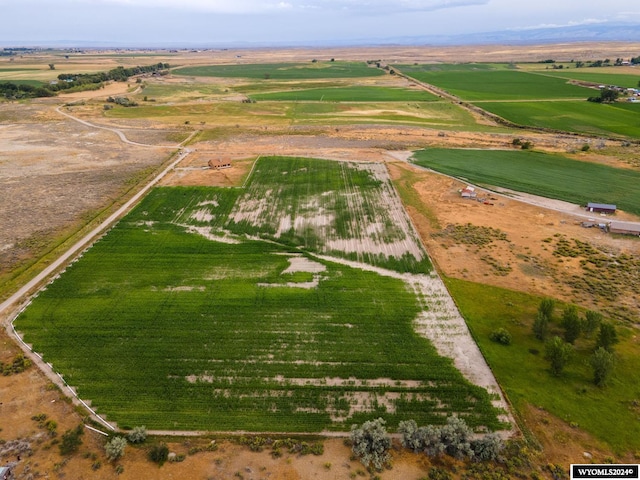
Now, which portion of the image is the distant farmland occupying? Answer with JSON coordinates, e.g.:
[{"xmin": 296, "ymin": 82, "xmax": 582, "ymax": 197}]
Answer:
[
  {"xmin": 249, "ymin": 86, "xmax": 440, "ymax": 102},
  {"xmin": 14, "ymin": 158, "xmax": 503, "ymax": 432},
  {"xmin": 173, "ymin": 62, "xmax": 385, "ymax": 79},
  {"xmin": 397, "ymin": 63, "xmax": 640, "ymax": 138},
  {"xmin": 411, "ymin": 148, "xmax": 640, "ymax": 216}
]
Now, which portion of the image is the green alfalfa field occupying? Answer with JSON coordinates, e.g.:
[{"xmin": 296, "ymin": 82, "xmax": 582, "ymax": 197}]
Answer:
[{"xmin": 14, "ymin": 158, "xmax": 504, "ymax": 432}]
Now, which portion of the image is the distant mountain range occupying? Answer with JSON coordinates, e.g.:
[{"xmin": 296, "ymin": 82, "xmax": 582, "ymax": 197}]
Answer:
[
  {"xmin": 2, "ymin": 23, "xmax": 639, "ymax": 49},
  {"xmin": 380, "ymin": 23, "xmax": 640, "ymax": 46}
]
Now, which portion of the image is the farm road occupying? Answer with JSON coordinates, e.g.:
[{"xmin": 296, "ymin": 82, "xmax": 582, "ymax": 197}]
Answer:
[{"xmin": 56, "ymin": 106, "xmax": 160, "ymax": 147}]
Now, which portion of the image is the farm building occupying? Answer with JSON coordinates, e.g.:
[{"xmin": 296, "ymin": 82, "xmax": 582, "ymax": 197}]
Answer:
[
  {"xmin": 608, "ymin": 221, "xmax": 640, "ymax": 236},
  {"xmin": 460, "ymin": 186, "xmax": 477, "ymax": 199},
  {"xmin": 586, "ymin": 203, "xmax": 616, "ymax": 214},
  {"xmin": 208, "ymin": 159, "xmax": 232, "ymax": 170}
]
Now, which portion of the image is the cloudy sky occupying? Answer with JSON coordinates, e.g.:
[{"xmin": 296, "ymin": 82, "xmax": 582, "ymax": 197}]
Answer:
[{"xmin": 2, "ymin": 0, "xmax": 639, "ymax": 46}]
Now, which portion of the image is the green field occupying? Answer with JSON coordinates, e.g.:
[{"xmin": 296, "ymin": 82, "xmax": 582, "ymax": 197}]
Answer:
[
  {"xmin": 14, "ymin": 159, "xmax": 503, "ymax": 432},
  {"xmin": 542, "ymin": 70, "xmax": 640, "ymax": 89},
  {"xmin": 174, "ymin": 62, "xmax": 385, "ymax": 79},
  {"xmin": 411, "ymin": 148, "xmax": 640, "ymax": 216},
  {"xmin": 396, "ymin": 65, "xmax": 593, "ymax": 100},
  {"xmin": 106, "ymin": 97, "xmax": 481, "ymax": 129},
  {"xmin": 447, "ymin": 278, "xmax": 640, "ymax": 452},
  {"xmin": 248, "ymin": 86, "xmax": 440, "ymax": 102},
  {"xmin": 474, "ymin": 99, "xmax": 640, "ymax": 138}
]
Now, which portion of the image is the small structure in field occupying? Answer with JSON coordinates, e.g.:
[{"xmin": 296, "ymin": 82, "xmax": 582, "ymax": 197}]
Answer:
[
  {"xmin": 460, "ymin": 186, "xmax": 477, "ymax": 199},
  {"xmin": 208, "ymin": 159, "xmax": 232, "ymax": 170},
  {"xmin": 608, "ymin": 221, "xmax": 640, "ymax": 236},
  {"xmin": 586, "ymin": 202, "xmax": 616, "ymax": 214}
]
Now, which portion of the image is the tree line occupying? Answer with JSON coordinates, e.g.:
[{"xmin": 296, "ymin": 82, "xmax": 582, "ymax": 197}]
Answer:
[{"xmin": 1, "ymin": 62, "xmax": 169, "ymax": 99}]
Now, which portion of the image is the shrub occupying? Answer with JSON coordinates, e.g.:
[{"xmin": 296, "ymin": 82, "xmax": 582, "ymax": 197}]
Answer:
[
  {"xmin": 350, "ymin": 418, "xmax": 391, "ymax": 471},
  {"xmin": 471, "ymin": 433, "xmax": 504, "ymax": 461},
  {"xmin": 490, "ymin": 328, "xmax": 512, "ymax": 345},
  {"xmin": 428, "ymin": 467, "xmax": 453, "ymax": 480},
  {"xmin": 105, "ymin": 436, "xmax": 127, "ymax": 462},
  {"xmin": 148, "ymin": 443, "xmax": 169, "ymax": 465},
  {"xmin": 126, "ymin": 426, "xmax": 147, "ymax": 444},
  {"xmin": 59, "ymin": 425, "xmax": 84, "ymax": 455}
]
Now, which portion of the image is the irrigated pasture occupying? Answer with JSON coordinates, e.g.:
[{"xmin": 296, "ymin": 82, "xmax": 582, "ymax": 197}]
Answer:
[
  {"xmin": 541, "ymin": 70, "xmax": 640, "ymax": 89},
  {"xmin": 14, "ymin": 160, "xmax": 503, "ymax": 432},
  {"xmin": 396, "ymin": 65, "xmax": 594, "ymax": 100},
  {"xmin": 411, "ymin": 148, "xmax": 640, "ymax": 216},
  {"xmin": 248, "ymin": 86, "xmax": 440, "ymax": 102},
  {"xmin": 173, "ymin": 62, "xmax": 385, "ymax": 79},
  {"xmin": 397, "ymin": 63, "xmax": 640, "ymax": 138},
  {"xmin": 474, "ymin": 99, "xmax": 640, "ymax": 138}
]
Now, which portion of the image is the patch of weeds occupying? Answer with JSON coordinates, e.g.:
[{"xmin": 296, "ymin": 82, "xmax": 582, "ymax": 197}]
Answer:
[{"xmin": 433, "ymin": 223, "xmax": 510, "ymax": 248}]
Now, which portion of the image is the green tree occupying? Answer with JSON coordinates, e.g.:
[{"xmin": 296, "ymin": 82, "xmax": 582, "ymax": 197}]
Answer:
[
  {"xmin": 590, "ymin": 347, "xmax": 615, "ymax": 387},
  {"xmin": 105, "ymin": 436, "xmax": 127, "ymax": 461},
  {"xmin": 538, "ymin": 298, "xmax": 555, "ymax": 319},
  {"xmin": 561, "ymin": 305, "xmax": 581, "ymax": 344},
  {"xmin": 596, "ymin": 322, "xmax": 618, "ymax": 352},
  {"xmin": 533, "ymin": 311, "xmax": 549, "ymax": 341},
  {"xmin": 350, "ymin": 418, "xmax": 391, "ymax": 471},
  {"xmin": 583, "ymin": 310, "xmax": 602, "ymax": 337},
  {"xmin": 545, "ymin": 336, "xmax": 573, "ymax": 376}
]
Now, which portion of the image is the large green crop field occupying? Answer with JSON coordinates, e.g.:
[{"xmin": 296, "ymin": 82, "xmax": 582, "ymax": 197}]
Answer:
[
  {"xmin": 396, "ymin": 65, "xmax": 593, "ymax": 100},
  {"xmin": 173, "ymin": 62, "xmax": 385, "ymax": 79},
  {"xmin": 396, "ymin": 63, "xmax": 640, "ymax": 138},
  {"xmin": 473, "ymin": 99, "xmax": 640, "ymax": 138},
  {"xmin": 14, "ymin": 159, "xmax": 502, "ymax": 432},
  {"xmin": 411, "ymin": 148, "xmax": 640, "ymax": 216},
  {"xmin": 542, "ymin": 70, "xmax": 640, "ymax": 89}
]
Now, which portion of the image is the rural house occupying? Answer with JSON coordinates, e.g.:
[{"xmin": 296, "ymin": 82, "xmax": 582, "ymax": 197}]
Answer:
[
  {"xmin": 608, "ymin": 221, "xmax": 640, "ymax": 236},
  {"xmin": 586, "ymin": 203, "xmax": 616, "ymax": 214},
  {"xmin": 208, "ymin": 159, "xmax": 232, "ymax": 170}
]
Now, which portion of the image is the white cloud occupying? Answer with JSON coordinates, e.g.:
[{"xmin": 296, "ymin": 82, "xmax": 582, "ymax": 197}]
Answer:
[
  {"xmin": 78, "ymin": 0, "xmax": 488, "ymax": 14},
  {"xmin": 512, "ymin": 18, "xmax": 609, "ymax": 30}
]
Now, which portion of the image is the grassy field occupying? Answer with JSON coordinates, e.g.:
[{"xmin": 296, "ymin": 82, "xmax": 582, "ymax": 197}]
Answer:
[
  {"xmin": 396, "ymin": 65, "xmax": 593, "ymax": 100},
  {"xmin": 540, "ymin": 70, "xmax": 640, "ymax": 89},
  {"xmin": 411, "ymin": 148, "xmax": 640, "ymax": 216},
  {"xmin": 14, "ymin": 180, "xmax": 502, "ymax": 432},
  {"xmin": 248, "ymin": 86, "xmax": 440, "ymax": 102},
  {"xmin": 173, "ymin": 62, "xmax": 385, "ymax": 79},
  {"xmin": 446, "ymin": 277, "xmax": 640, "ymax": 452},
  {"xmin": 105, "ymin": 97, "xmax": 481, "ymax": 129},
  {"xmin": 474, "ymin": 99, "xmax": 640, "ymax": 138}
]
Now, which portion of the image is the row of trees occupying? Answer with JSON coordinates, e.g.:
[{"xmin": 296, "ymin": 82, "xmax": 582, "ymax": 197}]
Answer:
[
  {"xmin": 1, "ymin": 63, "xmax": 170, "ymax": 99},
  {"xmin": 350, "ymin": 417, "xmax": 504, "ymax": 473}
]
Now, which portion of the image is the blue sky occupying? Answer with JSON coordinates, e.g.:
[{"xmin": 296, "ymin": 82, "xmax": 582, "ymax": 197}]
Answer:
[{"xmin": 1, "ymin": 0, "xmax": 639, "ymax": 46}]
